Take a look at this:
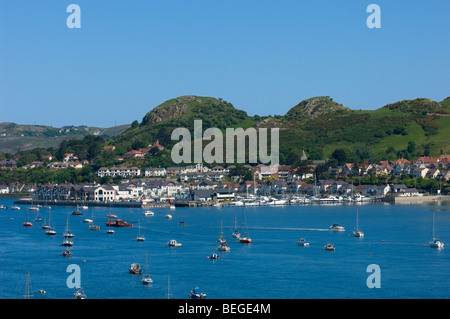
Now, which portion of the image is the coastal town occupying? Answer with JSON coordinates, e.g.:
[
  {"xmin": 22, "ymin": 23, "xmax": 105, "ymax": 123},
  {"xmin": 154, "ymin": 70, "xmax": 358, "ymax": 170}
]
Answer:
[{"xmin": 1, "ymin": 149, "xmax": 450, "ymax": 207}]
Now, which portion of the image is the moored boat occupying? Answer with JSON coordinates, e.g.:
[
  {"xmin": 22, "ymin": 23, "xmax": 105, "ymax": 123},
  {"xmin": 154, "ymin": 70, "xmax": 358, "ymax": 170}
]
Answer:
[
  {"xmin": 106, "ymin": 216, "xmax": 133, "ymax": 227},
  {"xmin": 297, "ymin": 238, "xmax": 309, "ymax": 246},
  {"xmin": 189, "ymin": 287, "xmax": 206, "ymax": 299},
  {"xmin": 167, "ymin": 239, "xmax": 182, "ymax": 247},
  {"xmin": 129, "ymin": 263, "xmax": 143, "ymax": 274}
]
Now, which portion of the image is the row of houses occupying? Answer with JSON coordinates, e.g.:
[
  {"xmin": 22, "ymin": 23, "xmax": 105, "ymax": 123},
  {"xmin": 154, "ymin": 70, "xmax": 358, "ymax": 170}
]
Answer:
[{"xmin": 327, "ymin": 156, "xmax": 450, "ymax": 181}]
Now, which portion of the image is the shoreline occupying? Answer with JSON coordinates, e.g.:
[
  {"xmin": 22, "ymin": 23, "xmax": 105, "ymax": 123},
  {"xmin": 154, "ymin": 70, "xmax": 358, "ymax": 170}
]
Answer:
[{"xmin": 5, "ymin": 195, "xmax": 450, "ymax": 209}]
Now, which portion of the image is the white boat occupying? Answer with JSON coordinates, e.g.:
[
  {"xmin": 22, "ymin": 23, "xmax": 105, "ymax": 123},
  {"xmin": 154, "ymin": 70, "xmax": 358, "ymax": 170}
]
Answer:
[
  {"xmin": 429, "ymin": 213, "xmax": 444, "ymax": 249},
  {"xmin": 165, "ymin": 214, "xmax": 172, "ymax": 219},
  {"xmin": 81, "ymin": 205, "xmax": 88, "ymax": 210},
  {"xmin": 136, "ymin": 219, "xmax": 145, "ymax": 241},
  {"xmin": 297, "ymin": 238, "xmax": 309, "ymax": 246},
  {"xmin": 239, "ymin": 208, "xmax": 252, "ymax": 244},
  {"xmin": 83, "ymin": 219, "xmax": 93, "ymax": 223},
  {"xmin": 88, "ymin": 209, "xmax": 100, "ymax": 230},
  {"xmin": 167, "ymin": 239, "xmax": 182, "ymax": 247},
  {"xmin": 44, "ymin": 208, "xmax": 56, "ymax": 235},
  {"xmin": 189, "ymin": 287, "xmax": 206, "ymax": 299},
  {"xmin": 144, "ymin": 211, "xmax": 154, "ymax": 216},
  {"xmin": 353, "ymin": 209, "xmax": 364, "ymax": 238},
  {"xmin": 231, "ymin": 212, "xmax": 240, "ymax": 239},
  {"xmin": 141, "ymin": 252, "xmax": 153, "ymax": 285},
  {"xmin": 217, "ymin": 242, "xmax": 230, "ymax": 251},
  {"xmin": 45, "ymin": 229, "xmax": 56, "ymax": 235},
  {"xmin": 329, "ymin": 224, "xmax": 345, "ymax": 232},
  {"xmin": 63, "ymin": 213, "xmax": 75, "ymax": 238},
  {"xmin": 169, "ymin": 205, "xmax": 176, "ymax": 210},
  {"xmin": 324, "ymin": 243, "xmax": 335, "ymax": 251},
  {"xmin": 10, "ymin": 206, "xmax": 21, "ymax": 210}
]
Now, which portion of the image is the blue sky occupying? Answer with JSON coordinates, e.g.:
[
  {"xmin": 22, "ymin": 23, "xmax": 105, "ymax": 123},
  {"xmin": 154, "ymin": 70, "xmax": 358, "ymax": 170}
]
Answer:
[{"xmin": 0, "ymin": 0, "xmax": 449, "ymax": 127}]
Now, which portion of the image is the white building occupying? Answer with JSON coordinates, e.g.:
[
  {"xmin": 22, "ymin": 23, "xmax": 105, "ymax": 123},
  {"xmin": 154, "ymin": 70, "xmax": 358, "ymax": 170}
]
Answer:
[{"xmin": 144, "ymin": 167, "xmax": 166, "ymax": 177}]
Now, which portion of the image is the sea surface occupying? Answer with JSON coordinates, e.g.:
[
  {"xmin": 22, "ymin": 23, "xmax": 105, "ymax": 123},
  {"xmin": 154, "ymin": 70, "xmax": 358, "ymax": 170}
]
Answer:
[{"xmin": 0, "ymin": 198, "xmax": 449, "ymax": 299}]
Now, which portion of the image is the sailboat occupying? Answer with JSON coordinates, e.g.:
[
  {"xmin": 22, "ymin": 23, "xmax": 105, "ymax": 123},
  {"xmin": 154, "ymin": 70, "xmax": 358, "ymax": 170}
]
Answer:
[
  {"xmin": 24, "ymin": 269, "xmax": 33, "ymax": 299},
  {"xmin": 72, "ymin": 205, "xmax": 83, "ymax": 215},
  {"xmin": 231, "ymin": 211, "xmax": 240, "ymax": 238},
  {"xmin": 45, "ymin": 208, "xmax": 56, "ymax": 235},
  {"xmin": 141, "ymin": 252, "xmax": 153, "ymax": 285},
  {"xmin": 353, "ymin": 209, "xmax": 364, "ymax": 238},
  {"xmin": 239, "ymin": 207, "xmax": 252, "ymax": 243},
  {"xmin": 63, "ymin": 213, "xmax": 74, "ymax": 238},
  {"xmin": 88, "ymin": 208, "xmax": 100, "ymax": 230},
  {"xmin": 23, "ymin": 210, "xmax": 33, "ymax": 227},
  {"xmin": 217, "ymin": 219, "xmax": 230, "ymax": 251},
  {"xmin": 106, "ymin": 204, "xmax": 115, "ymax": 233},
  {"xmin": 136, "ymin": 219, "xmax": 145, "ymax": 241},
  {"xmin": 429, "ymin": 213, "xmax": 444, "ymax": 249}
]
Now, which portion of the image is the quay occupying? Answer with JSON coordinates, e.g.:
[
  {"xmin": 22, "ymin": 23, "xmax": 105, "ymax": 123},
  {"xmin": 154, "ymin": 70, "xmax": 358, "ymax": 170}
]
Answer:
[{"xmin": 13, "ymin": 198, "xmax": 171, "ymax": 209}]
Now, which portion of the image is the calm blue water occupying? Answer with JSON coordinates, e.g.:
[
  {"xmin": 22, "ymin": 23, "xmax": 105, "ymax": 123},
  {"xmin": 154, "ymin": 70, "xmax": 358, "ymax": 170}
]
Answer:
[{"xmin": 0, "ymin": 198, "xmax": 449, "ymax": 299}]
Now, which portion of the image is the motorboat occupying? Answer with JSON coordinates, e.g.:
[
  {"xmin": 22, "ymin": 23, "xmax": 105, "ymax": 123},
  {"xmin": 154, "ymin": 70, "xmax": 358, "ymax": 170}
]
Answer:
[
  {"xmin": 169, "ymin": 205, "xmax": 176, "ymax": 210},
  {"xmin": 165, "ymin": 214, "xmax": 172, "ymax": 219},
  {"xmin": 297, "ymin": 238, "xmax": 309, "ymax": 246},
  {"xmin": 329, "ymin": 224, "xmax": 345, "ymax": 232},
  {"xmin": 10, "ymin": 206, "xmax": 20, "ymax": 210},
  {"xmin": 324, "ymin": 243, "xmax": 335, "ymax": 251},
  {"xmin": 209, "ymin": 253, "xmax": 219, "ymax": 260},
  {"xmin": 106, "ymin": 216, "xmax": 133, "ymax": 227},
  {"xmin": 83, "ymin": 218, "xmax": 93, "ymax": 223},
  {"xmin": 189, "ymin": 287, "xmax": 206, "ymax": 299},
  {"xmin": 129, "ymin": 263, "xmax": 143, "ymax": 274},
  {"xmin": 144, "ymin": 211, "xmax": 154, "ymax": 216},
  {"xmin": 167, "ymin": 239, "xmax": 182, "ymax": 247},
  {"xmin": 22, "ymin": 221, "xmax": 33, "ymax": 227}
]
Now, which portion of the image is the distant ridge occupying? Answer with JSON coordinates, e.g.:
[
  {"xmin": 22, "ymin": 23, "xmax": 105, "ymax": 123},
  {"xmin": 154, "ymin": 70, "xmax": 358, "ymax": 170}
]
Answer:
[{"xmin": 1, "ymin": 95, "xmax": 449, "ymax": 158}]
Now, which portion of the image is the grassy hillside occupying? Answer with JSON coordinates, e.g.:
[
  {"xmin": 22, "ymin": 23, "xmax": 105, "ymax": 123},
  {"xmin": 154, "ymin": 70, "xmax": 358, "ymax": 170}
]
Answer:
[
  {"xmin": 0, "ymin": 122, "xmax": 130, "ymax": 154},
  {"xmin": 2, "ymin": 95, "xmax": 449, "ymax": 166}
]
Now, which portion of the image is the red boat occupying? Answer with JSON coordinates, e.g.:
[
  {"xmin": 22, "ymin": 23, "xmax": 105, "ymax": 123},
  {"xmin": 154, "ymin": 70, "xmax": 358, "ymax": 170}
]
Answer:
[
  {"xmin": 105, "ymin": 216, "xmax": 133, "ymax": 227},
  {"xmin": 23, "ymin": 222, "xmax": 33, "ymax": 227},
  {"xmin": 239, "ymin": 237, "xmax": 252, "ymax": 244}
]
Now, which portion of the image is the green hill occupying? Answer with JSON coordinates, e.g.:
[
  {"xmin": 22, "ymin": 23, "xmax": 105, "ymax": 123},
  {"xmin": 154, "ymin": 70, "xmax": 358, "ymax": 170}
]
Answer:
[
  {"xmin": 0, "ymin": 122, "xmax": 130, "ymax": 154},
  {"xmin": 2, "ymin": 95, "xmax": 450, "ymax": 167},
  {"xmin": 109, "ymin": 95, "xmax": 450, "ymax": 166}
]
